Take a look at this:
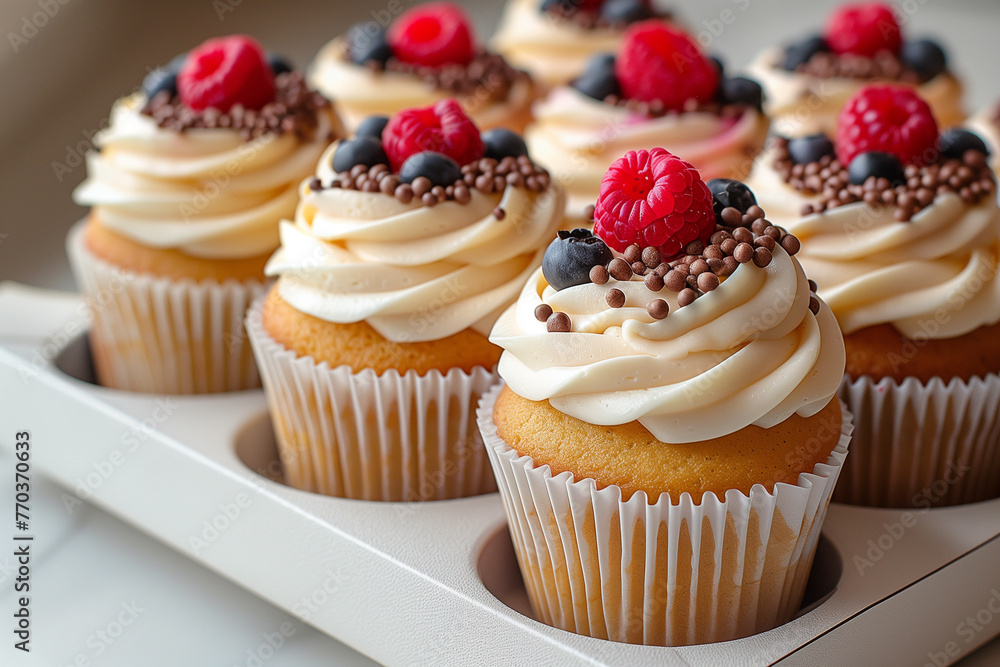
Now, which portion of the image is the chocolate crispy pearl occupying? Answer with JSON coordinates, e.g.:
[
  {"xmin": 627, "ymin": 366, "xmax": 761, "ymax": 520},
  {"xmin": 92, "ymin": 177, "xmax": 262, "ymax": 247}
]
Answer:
[
  {"xmin": 569, "ymin": 204, "xmax": 809, "ymax": 317},
  {"xmin": 771, "ymin": 138, "xmax": 996, "ymax": 221},
  {"xmin": 311, "ymin": 155, "xmax": 551, "ymax": 208},
  {"xmin": 542, "ymin": 3, "xmax": 672, "ymax": 30},
  {"xmin": 143, "ymin": 72, "xmax": 331, "ymax": 142},
  {"xmin": 604, "ymin": 95, "xmax": 752, "ymax": 120},
  {"xmin": 795, "ymin": 50, "xmax": 924, "ymax": 83},
  {"xmin": 358, "ymin": 50, "xmax": 526, "ymax": 105}
]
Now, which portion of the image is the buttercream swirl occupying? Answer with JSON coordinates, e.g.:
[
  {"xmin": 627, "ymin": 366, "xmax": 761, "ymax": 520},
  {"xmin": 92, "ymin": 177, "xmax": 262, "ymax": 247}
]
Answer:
[
  {"xmin": 308, "ymin": 39, "xmax": 534, "ymax": 133},
  {"xmin": 73, "ymin": 93, "xmax": 337, "ymax": 259},
  {"xmin": 491, "ymin": 245, "xmax": 844, "ymax": 443},
  {"xmin": 748, "ymin": 47, "xmax": 965, "ymax": 138},
  {"xmin": 491, "ymin": 0, "xmax": 629, "ymax": 89},
  {"xmin": 266, "ymin": 143, "xmax": 565, "ymax": 343},
  {"xmin": 526, "ymin": 87, "xmax": 769, "ymax": 220}
]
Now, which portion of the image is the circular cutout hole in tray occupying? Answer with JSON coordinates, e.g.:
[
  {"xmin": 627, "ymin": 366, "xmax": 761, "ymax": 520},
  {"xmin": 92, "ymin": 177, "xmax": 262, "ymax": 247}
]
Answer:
[
  {"xmin": 477, "ymin": 525, "xmax": 843, "ymax": 636},
  {"xmin": 54, "ymin": 332, "xmax": 98, "ymax": 385},
  {"xmin": 234, "ymin": 411, "xmax": 287, "ymax": 486}
]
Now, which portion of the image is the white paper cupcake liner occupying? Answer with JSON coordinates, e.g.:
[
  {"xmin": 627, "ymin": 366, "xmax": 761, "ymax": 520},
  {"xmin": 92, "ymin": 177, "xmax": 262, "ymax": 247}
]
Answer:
[
  {"xmin": 835, "ymin": 372, "xmax": 1000, "ymax": 508},
  {"xmin": 478, "ymin": 383, "xmax": 852, "ymax": 646},
  {"xmin": 245, "ymin": 297, "xmax": 498, "ymax": 501},
  {"xmin": 66, "ymin": 221, "xmax": 264, "ymax": 394}
]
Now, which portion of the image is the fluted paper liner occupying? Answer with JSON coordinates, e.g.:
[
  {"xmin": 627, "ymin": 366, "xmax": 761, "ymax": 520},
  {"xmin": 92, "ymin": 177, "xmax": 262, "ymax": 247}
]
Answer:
[
  {"xmin": 835, "ymin": 373, "xmax": 1000, "ymax": 508},
  {"xmin": 66, "ymin": 221, "xmax": 264, "ymax": 394},
  {"xmin": 478, "ymin": 384, "xmax": 852, "ymax": 646},
  {"xmin": 246, "ymin": 297, "xmax": 497, "ymax": 501}
]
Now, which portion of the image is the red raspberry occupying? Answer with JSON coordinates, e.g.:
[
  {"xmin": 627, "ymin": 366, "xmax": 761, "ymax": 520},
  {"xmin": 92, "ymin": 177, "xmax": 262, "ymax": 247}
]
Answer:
[
  {"xmin": 614, "ymin": 22, "xmax": 718, "ymax": 111},
  {"xmin": 387, "ymin": 2, "xmax": 475, "ymax": 68},
  {"xmin": 825, "ymin": 3, "xmax": 902, "ymax": 57},
  {"xmin": 177, "ymin": 35, "xmax": 275, "ymax": 112},
  {"xmin": 382, "ymin": 99, "xmax": 484, "ymax": 171},
  {"xmin": 836, "ymin": 85, "xmax": 939, "ymax": 166},
  {"xmin": 593, "ymin": 149, "xmax": 715, "ymax": 259}
]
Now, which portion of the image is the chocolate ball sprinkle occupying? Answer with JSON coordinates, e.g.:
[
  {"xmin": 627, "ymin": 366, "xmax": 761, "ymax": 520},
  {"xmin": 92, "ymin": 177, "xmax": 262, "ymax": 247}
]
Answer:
[
  {"xmin": 753, "ymin": 246, "xmax": 773, "ymax": 268},
  {"xmin": 644, "ymin": 272, "xmax": 664, "ymax": 292},
  {"xmin": 606, "ymin": 288, "xmax": 626, "ymax": 308},
  {"xmin": 608, "ymin": 258, "xmax": 632, "ymax": 281},
  {"xmin": 664, "ymin": 269, "xmax": 687, "ymax": 292},
  {"xmin": 734, "ymin": 242, "xmax": 754, "ymax": 263},
  {"xmin": 631, "ymin": 261, "xmax": 647, "ymax": 275},
  {"xmin": 809, "ymin": 296, "xmax": 821, "ymax": 315},
  {"xmin": 697, "ymin": 272, "xmax": 720, "ymax": 292},
  {"xmin": 624, "ymin": 244, "xmax": 642, "ymax": 263},
  {"xmin": 677, "ymin": 288, "xmax": 697, "ymax": 307},
  {"xmin": 641, "ymin": 246, "xmax": 661, "ymax": 268},
  {"xmin": 534, "ymin": 304, "xmax": 553, "ymax": 322},
  {"xmin": 547, "ymin": 311, "xmax": 571, "ymax": 332},
  {"xmin": 647, "ymin": 299, "xmax": 669, "ymax": 319},
  {"xmin": 590, "ymin": 264, "xmax": 609, "ymax": 285}
]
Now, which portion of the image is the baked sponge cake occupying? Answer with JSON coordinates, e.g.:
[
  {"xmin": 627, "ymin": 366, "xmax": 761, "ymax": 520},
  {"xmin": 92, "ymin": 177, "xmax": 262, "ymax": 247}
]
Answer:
[
  {"xmin": 247, "ymin": 99, "xmax": 564, "ymax": 501},
  {"xmin": 478, "ymin": 148, "xmax": 851, "ymax": 646},
  {"xmin": 70, "ymin": 35, "xmax": 341, "ymax": 394}
]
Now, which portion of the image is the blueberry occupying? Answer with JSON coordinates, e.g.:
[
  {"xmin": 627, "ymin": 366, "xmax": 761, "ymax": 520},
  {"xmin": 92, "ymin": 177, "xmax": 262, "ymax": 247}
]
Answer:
[
  {"xmin": 901, "ymin": 39, "xmax": 947, "ymax": 83},
  {"xmin": 399, "ymin": 151, "xmax": 462, "ymax": 187},
  {"xmin": 787, "ymin": 133, "xmax": 835, "ymax": 164},
  {"xmin": 720, "ymin": 77, "xmax": 763, "ymax": 111},
  {"xmin": 847, "ymin": 152, "xmax": 905, "ymax": 186},
  {"xmin": 332, "ymin": 137, "xmax": 389, "ymax": 173},
  {"xmin": 600, "ymin": 0, "xmax": 653, "ymax": 24},
  {"xmin": 141, "ymin": 52, "xmax": 186, "ymax": 100},
  {"xmin": 542, "ymin": 228, "xmax": 614, "ymax": 291},
  {"xmin": 268, "ymin": 53, "xmax": 294, "ymax": 77},
  {"xmin": 356, "ymin": 115, "xmax": 390, "ymax": 140},
  {"xmin": 938, "ymin": 128, "xmax": 990, "ymax": 160},
  {"xmin": 346, "ymin": 23, "xmax": 393, "ymax": 66},
  {"xmin": 141, "ymin": 69, "xmax": 177, "ymax": 101},
  {"xmin": 708, "ymin": 54, "xmax": 725, "ymax": 78},
  {"xmin": 482, "ymin": 128, "xmax": 529, "ymax": 161},
  {"xmin": 707, "ymin": 179, "xmax": 757, "ymax": 220},
  {"xmin": 571, "ymin": 53, "xmax": 620, "ymax": 101},
  {"xmin": 782, "ymin": 34, "xmax": 829, "ymax": 71},
  {"xmin": 541, "ymin": 0, "xmax": 583, "ymax": 14}
]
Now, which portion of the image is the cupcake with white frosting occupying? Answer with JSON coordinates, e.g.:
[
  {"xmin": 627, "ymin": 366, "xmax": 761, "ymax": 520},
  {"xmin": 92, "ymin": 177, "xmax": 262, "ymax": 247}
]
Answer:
[
  {"xmin": 246, "ymin": 99, "xmax": 564, "ymax": 501},
  {"xmin": 526, "ymin": 20, "xmax": 770, "ymax": 226},
  {"xmin": 491, "ymin": 0, "xmax": 675, "ymax": 89},
  {"xmin": 479, "ymin": 148, "xmax": 850, "ymax": 645},
  {"xmin": 749, "ymin": 84, "xmax": 1000, "ymax": 507},
  {"xmin": 70, "ymin": 35, "xmax": 341, "ymax": 394},
  {"xmin": 748, "ymin": 2, "xmax": 965, "ymax": 138},
  {"xmin": 310, "ymin": 2, "xmax": 535, "ymax": 134}
]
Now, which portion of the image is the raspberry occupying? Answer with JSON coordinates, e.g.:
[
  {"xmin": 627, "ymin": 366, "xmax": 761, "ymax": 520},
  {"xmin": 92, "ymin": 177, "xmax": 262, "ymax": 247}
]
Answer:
[
  {"xmin": 387, "ymin": 2, "xmax": 475, "ymax": 68},
  {"xmin": 177, "ymin": 35, "xmax": 275, "ymax": 112},
  {"xmin": 836, "ymin": 85, "xmax": 939, "ymax": 167},
  {"xmin": 825, "ymin": 3, "xmax": 902, "ymax": 57},
  {"xmin": 382, "ymin": 99, "xmax": 484, "ymax": 171},
  {"xmin": 614, "ymin": 22, "xmax": 718, "ymax": 111},
  {"xmin": 593, "ymin": 149, "xmax": 715, "ymax": 259}
]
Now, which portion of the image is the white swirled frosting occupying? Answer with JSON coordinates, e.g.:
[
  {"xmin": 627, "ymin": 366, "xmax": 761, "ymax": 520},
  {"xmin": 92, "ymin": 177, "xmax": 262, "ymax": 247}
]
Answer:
[
  {"xmin": 491, "ymin": 0, "xmax": 631, "ymax": 89},
  {"xmin": 491, "ymin": 245, "xmax": 845, "ymax": 443},
  {"xmin": 747, "ymin": 146, "xmax": 1000, "ymax": 338},
  {"xmin": 784, "ymin": 194, "xmax": 1000, "ymax": 338},
  {"xmin": 526, "ymin": 87, "xmax": 769, "ymax": 220},
  {"xmin": 308, "ymin": 38, "xmax": 534, "ymax": 133},
  {"xmin": 266, "ymin": 143, "xmax": 565, "ymax": 343},
  {"xmin": 747, "ymin": 47, "xmax": 965, "ymax": 138},
  {"xmin": 74, "ymin": 94, "xmax": 337, "ymax": 259}
]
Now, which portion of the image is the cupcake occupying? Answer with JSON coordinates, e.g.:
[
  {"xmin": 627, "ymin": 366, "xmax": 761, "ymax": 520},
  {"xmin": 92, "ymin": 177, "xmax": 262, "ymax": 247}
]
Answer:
[
  {"xmin": 479, "ymin": 148, "xmax": 850, "ymax": 646},
  {"xmin": 748, "ymin": 2, "xmax": 965, "ymax": 137},
  {"xmin": 749, "ymin": 84, "xmax": 1000, "ymax": 507},
  {"xmin": 526, "ymin": 21, "xmax": 770, "ymax": 227},
  {"xmin": 70, "ymin": 35, "xmax": 342, "ymax": 394},
  {"xmin": 491, "ymin": 0, "xmax": 675, "ymax": 89},
  {"xmin": 967, "ymin": 101, "xmax": 1000, "ymax": 176},
  {"xmin": 246, "ymin": 100, "xmax": 565, "ymax": 501},
  {"xmin": 309, "ymin": 2, "xmax": 535, "ymax": 134}
]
